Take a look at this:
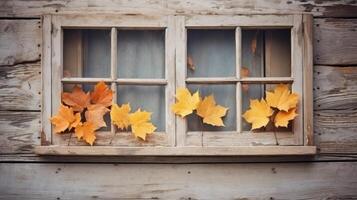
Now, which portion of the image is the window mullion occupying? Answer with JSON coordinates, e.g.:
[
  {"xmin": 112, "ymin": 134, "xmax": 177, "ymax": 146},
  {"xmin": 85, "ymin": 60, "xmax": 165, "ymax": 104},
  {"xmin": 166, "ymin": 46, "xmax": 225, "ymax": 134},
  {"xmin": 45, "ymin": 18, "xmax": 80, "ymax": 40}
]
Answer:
[
  {"xmin": 110, "ymin": 27, "xmax": 118, "ymax": 139},
  {"xmin": 235, "ymin": 27, "xmax": 242, "ymax": 133}
]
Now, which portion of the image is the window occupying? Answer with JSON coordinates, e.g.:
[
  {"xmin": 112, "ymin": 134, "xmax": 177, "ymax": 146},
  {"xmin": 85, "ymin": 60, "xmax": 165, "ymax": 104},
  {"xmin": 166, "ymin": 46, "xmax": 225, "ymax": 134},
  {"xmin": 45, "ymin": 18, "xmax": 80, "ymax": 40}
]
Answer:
[{"xmin": 37, "ymin": 14, "xmax": 315, "ymax": 155}]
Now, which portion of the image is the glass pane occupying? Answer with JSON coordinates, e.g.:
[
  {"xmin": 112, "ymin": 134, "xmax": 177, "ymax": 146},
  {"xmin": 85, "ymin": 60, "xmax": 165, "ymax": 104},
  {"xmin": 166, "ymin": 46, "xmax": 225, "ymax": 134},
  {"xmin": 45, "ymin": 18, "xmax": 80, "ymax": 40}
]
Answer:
[
  {"xmin": 63, "ymin": 29, "xmax": 111, "ymax": 78},
  {"xmin": 187, "ymin": 84, "xmax": 236, "ymax": 131},
  {"xmin": 241, "ymin": 84, "xmax": 293, "ymax": 132},
  {"xmin": 187, "ymin": 29, "xmax": 235, "ymax": 77},
  {"xmin": 63, "ymin": 83, "xmax": 111, "ymax": 131},
  {"xmin": 117, "ymin": 30, "xmax": 165, "ymax": 78},
  {"xmin": 242, "ymin": 29, "xmax": 291, "ymax": 78},
  {"xmin": 117, "ymin": 85, "xmax": 165, "ymax": 131}
]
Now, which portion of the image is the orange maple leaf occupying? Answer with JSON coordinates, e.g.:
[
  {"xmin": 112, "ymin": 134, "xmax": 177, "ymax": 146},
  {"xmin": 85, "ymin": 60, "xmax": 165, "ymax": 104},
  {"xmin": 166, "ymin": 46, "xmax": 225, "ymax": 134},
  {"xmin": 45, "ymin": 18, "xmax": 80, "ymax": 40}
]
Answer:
[
  {"xmin": 274, "ymin": 108, "xmax": 298, "ymax": 128},
  {"xmin": 196, "ymin": 95, "xmax": 228, "ymax": 126},
  {"xmin": 266, "ymin": 84, "xmax": 298, "ymax": 112},
  {"xmin": 85, "ymin": 104, "xmax": 110, "ymax": 130},
  {"xmin": 90, "ymin": 81, "xmax": 113, "ymax": 107},
  {"xmin": 50, "ymin": 104, "xmax": 81, "ymax": 133},
  {"xmin": 62, "ymin": 85, "xmax": 90, "ymax": 112},
  {"xmin": 129, "ymin": 109, "xmax": 156, "ymax": 140},
  {"xmin": 111, "ymin": 103, "xmax": 131, "ymax": 130},
  {"xmin": 243, "ymin": 99, "xmax": 273, "ymax": 130},
  {"xmin": 75, "ymin": 122, "xmax": 96, "ymax": 145}
]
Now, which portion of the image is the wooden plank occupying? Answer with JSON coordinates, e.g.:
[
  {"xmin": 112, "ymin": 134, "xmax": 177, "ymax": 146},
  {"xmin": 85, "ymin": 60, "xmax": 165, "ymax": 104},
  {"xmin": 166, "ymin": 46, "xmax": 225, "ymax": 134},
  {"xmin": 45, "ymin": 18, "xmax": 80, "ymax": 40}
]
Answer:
[
  {"xmin": 34, "ymin": 146, "xmax": 316, "ymax": 156},
  {"xmin": 314, "ymin": 65, "xmax": 357, "ymax": 154},
  {"xmin": 314, "ymin": 18, "xmax": 357, "ymax": 65},
  {"xmin": 0, "ymin": 20, "xmax": 41, "ymax": 66},
  {"xmin": 1, "ymin": 0, "xmax": 356, "ymax": 17},
  {"xmin": 0, "ymin": 111, "xmax": 40, "ymax": 154},
  {"xmin": 1, "ymin": 162, "xmax": 357, "ymax": 199},
  {"xmin": 0, "ymin": 62, "xmax": 41, "ymax": 111}
]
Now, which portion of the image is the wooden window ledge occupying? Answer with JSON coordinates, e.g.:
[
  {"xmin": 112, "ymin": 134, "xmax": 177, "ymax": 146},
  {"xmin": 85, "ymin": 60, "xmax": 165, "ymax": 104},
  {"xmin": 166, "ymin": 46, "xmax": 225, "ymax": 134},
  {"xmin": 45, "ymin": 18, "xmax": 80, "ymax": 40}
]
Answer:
[{"xmin": 34, "ymin": 146, "xmax": 316, "ymax": 156}]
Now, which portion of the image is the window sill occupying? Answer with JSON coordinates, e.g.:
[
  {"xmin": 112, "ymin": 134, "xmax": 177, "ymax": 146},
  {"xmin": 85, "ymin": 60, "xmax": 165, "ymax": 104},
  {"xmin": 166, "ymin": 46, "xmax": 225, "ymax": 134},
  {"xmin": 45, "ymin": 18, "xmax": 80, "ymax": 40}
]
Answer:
[{"xmin": 34, "ymin": 146, "xmax": 316, "ymax": 156}]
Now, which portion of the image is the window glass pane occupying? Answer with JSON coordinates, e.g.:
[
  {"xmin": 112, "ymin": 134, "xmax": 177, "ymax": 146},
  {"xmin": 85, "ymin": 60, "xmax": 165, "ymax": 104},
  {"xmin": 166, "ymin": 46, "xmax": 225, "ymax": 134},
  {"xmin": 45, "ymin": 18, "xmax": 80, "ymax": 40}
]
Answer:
[
  {"xmin": 187, "ymin": 84, "xmax": 236, "ymax": 131},
  {"xmin": 242, "ymin": 29, "xmax": 291, "ymax": 78},
  {"xmin": 63, "ymin": 29, "xmax": 111, "ymax": 78},
  {"xmin": 187, "ymin": 29, "xmax": 235, "ymax": 77},
  {"xmin": 241, "ymin": 83, "xmax": 293, "ymax": 132},
  {"xmin": 63, "ymin": 83, "xmax": 111, "ymax": 131},
  {"xmin": 117, "ymin": 85, "xmax": 165, "ymax": 131},
  {"xmin": 117, "ymin": 30, "xmax": 165, "ymax": 78}
]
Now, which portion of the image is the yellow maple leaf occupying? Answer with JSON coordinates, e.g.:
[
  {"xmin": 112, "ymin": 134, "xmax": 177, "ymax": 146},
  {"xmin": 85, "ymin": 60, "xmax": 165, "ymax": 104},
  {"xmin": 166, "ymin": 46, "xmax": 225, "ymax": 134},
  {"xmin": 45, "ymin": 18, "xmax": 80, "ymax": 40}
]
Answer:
[
  {"xmin": 243, "ymin": 99, "xmax": 273, "ymax": 130},
  {"xmin": 85, "ymin": 104, "xmax": 110, "ymax": 130},
  {"xmin": 111, "ymin": 103, "xmax": 131, "ymax": 130},
  {"xmin": 196, "ymin": 95, "xmax": 228, "ymax": 126},
  {"xmin": 62, "ymin": 85, "xmax": 90, "ymax": 112},
  {"xmin": 274, "ymin": 108, "xmax": 298, "ymax": 128},
  {"xmin": 75, "ymin": 122, "xmax": 96, "ymax": 145},
  {"xmin": 266, "ymin": 84, "xmax": 298, "ymax": 112},
  {"xmin": 50, "ymin": 104, "xmax": 81, "ymax": 133},
  {"xmin": 172, "ymin": 87, "xmax": 200, "ymax": 118},
  {"xmin": 129, "ymin": 109, "xmax": 156, "ymax": 140},
  {"xmin": 90, "ymin": 81, "xmax": 113, "ymax": 107}
]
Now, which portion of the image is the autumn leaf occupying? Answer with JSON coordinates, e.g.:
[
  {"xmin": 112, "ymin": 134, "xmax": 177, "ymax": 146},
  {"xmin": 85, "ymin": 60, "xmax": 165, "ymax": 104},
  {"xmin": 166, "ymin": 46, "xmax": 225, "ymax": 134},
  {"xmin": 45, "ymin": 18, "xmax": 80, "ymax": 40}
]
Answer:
[
  {"xmin": 187, "ymin": 56, "xmax": 195, "ymax": 71},
  {"xmin": 172, "ymin": 88, "xmax": 200, "ymax": 118},
  {"xmin": 85, "ymin": 104, "xmax": 110, "ymax": 130},
  {"xmin": 129, "ymin": 109, "xmax": 156, "ymax": 140},
  {"xmin": 241, "ymin": 66, "xmax": 250, "ymax": 92},
  {"xmin": 75, "ymin": 122, "xmax": 96, "ymax": 145},
  {"xmin": 196, "ymin": 95, "xmax": 228, "ymax": 126},
  {"xmin": 243, "ymin": 99, "xmax": 273, "ymax": 130},
  {"xmin": 50, "ymin": 104, "xmax": 81, "ymax": 133},
  {"xmin": 266, "ymin": 84, "xmax": 298, "ymax": 112},
  {"xmin": 111, "ymin": 103, "xmax": 131, "ymax": 130},
  {"xmin": 274, "ymin": 108, "xmax": 297, "ymax": 128},
  {"xmin": 62, "ymin": 85, "xmax": 90, "ymax": 112},
  {"xmin": 90, "ymin": 81, "xmax": 113, "ymax": 107}
]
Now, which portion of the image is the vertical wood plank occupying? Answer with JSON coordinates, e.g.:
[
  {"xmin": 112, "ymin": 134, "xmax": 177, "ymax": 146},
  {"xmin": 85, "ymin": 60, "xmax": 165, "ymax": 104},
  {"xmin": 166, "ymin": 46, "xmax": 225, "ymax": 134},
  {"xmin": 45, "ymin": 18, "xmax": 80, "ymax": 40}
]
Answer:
[
  {"xmin": 41, "ymin": 15, "xmax": 52, "ymax": 145},
  {"xmin": 291, "ymin": 14, "xmax": 304, "ymax": 145},
  {"xmin": 111, "ymin": 28, "xmax": 117, "ymax": 138},
  {"xmin": 235, "ymin": 27, "xmax": 242, "ymax": 133},
  {"xmin": 51, "ymin": 16, "xmax": 63, "ymax": 145},
  {"xmin": 303, "ymin": 14, "xmax": 314, "ymax": 146},
  {"xmin": 166, "ymin": 16, "xmax": 176, "ymax": 146},
  {"xmin": 175, "ymin": 16, "xmax": 188, "ymax": 146}
]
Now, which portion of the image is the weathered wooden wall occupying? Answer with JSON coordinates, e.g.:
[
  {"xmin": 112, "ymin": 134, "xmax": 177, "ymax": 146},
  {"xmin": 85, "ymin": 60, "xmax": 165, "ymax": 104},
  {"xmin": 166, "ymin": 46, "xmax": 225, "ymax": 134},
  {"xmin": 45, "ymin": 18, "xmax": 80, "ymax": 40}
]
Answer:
[{"xmin": 0, "ymin": 0, "xmax": 357, "ymax": 199}]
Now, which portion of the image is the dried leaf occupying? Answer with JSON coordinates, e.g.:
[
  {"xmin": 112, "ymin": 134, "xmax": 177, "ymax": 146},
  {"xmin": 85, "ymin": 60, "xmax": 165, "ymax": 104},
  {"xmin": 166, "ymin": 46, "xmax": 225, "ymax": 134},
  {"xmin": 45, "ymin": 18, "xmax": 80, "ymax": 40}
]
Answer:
[
  {"xmin": 266, "ymin": 84, "xmax": 299, "ymax": 112},
  {"xmin": 274, "ymin": 108, "xmax": 297, "ymax": 128},
  {"xmin": 243, "ymin": 99, "xmax": 273, "ymax": 130},
  {"xmin": 196, "ymin": 95, "xmax": 228, "ymax": 126},
  {"xmin": 241, "ymin": 67, "xmax": 250, "ymax": 92},
  {"xmin": 75, "ymin": 122, "xmax": 96, "ymax": 145},
  {"xmin": 62, "ymin": 85, "xmax": 90, "ymax": 112},
  {"xmin": 251, "ymin": 34, "xmax": 257, "ymax": 54},
  {"xmin": 187, "ymin": 56, "xmax": 195, "ymax": 71},
  {"xmin": 90, "ymin": 81, "xmax": 113, "ymax": 107},
  {"xmin": 171, "ymin": 88, "xmax": 200, "ymax": 118},
  {"xmin": 85, "ymin": 104, "xmax": 110, "ymax": 130},
  {"xmin": 129, "ymin": 109, "xmax": 156, "ymax": 140},
  {"xmin": 50, "ymin": 104, "xmax": 81, "ymax": 133},
  {"xmin": 111, "ymin": 103, "xmax": 131, "ymax": 130}
]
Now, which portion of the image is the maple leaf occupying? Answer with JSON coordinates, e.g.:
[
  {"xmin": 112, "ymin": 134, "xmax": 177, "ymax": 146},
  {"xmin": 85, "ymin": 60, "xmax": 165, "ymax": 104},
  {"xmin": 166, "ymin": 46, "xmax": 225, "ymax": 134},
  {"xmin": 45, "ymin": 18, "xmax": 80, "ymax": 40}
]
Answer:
[
  {"xmin": 85, "ymin": 104, "xmax": 110, "ymax": 130},
  {"xmin": 62, "ymin": 85, "xmax": 90, "ymax": 112},
  {"xmin": 111, "ymin": 103, "xmax": 131, "ymax": 130},
  {"xmin": 274, "ymin": 108, "xmax": 298, "ymax": 128},
  {"xmin": 129, "ymin": 109, "xmax": 156, "ymax": 140},
  {"xmin": 172, "ymin": 88, "xmax": 200, "ymax": 118},
  {"xmin": 266, "ymin": 84, "xmax": 298, "ymax": 112},
  {"xmin": 50, "ymin": 104, "xmax": 81, "ymax": 133},
  {"xmin": 90, "ymin": 81, "xmax": 113, "ymax": 107},
  {"xmin": 196, "ymin": 95, "xmax": 228, "ymax": 126},
  {"xmin": 243, "ymin": 99, "xmax": 273, "ymax": 130},
  {"xmin": 75, "ymin": 122, "xmax": 96, "ymax": 145}
]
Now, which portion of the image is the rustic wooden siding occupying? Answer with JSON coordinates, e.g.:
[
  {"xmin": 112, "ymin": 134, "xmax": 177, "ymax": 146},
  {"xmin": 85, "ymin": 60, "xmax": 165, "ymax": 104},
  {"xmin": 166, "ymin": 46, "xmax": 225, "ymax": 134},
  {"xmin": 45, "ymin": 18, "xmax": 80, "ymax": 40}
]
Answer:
[{"xmin": 0, "ymin": 1, "xmax": 356, "ymax": 199}]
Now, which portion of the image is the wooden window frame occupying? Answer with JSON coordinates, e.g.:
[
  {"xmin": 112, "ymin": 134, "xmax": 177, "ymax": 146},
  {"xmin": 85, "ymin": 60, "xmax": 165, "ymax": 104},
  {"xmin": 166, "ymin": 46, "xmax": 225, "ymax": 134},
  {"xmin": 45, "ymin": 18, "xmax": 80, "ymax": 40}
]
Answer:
[{"xmin": 36, "ymin": 14, "xmax": 316, "ymax": 156}]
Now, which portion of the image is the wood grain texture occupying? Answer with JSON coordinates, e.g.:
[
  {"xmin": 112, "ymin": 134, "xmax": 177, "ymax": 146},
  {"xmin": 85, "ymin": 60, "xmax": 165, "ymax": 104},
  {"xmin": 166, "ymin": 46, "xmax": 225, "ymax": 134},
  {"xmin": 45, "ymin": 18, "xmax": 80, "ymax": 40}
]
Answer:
[
  {"xmin": 0, "ymin": 0, "xmax": 356, "ymax": 17},
  {"xmin": 0, "ymin": 62, "xmax": 41, "ymax": 111},
  {"xmin": 314, "ymin": 18, "xmax": 357, "ymax": 65},
  {"xmin": 0, "ymin": 111, "xmax": 40, "ymax": 154},
  {"xmin": 0, "ymin": 20, "xmax": 41, "ymax": 66},
  {"xmin": 0, "ymin": 162, "xmax": 357, "ymax": 199}
]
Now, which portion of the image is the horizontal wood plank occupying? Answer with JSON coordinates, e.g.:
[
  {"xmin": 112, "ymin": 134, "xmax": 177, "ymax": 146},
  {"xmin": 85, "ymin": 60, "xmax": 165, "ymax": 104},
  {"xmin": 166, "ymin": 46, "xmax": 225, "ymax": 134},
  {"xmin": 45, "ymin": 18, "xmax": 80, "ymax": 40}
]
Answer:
[
  {"xmin": 0, "ymin": 0, "xmax": 356, "ymax": 17},
  {"xmin": 314, "ymin": 18, "xmax": 357, "ymax": 65},
  {"xmin": 0, "ymin": 20, "xmax": 41, "ymax": 66},
  {"xmin": 0, "ymin": 62, "xmax": 41, "ymax": 111},
  {"xmin": 0, "ymin": 162, "xmax": 356, "ymax": 199}
]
